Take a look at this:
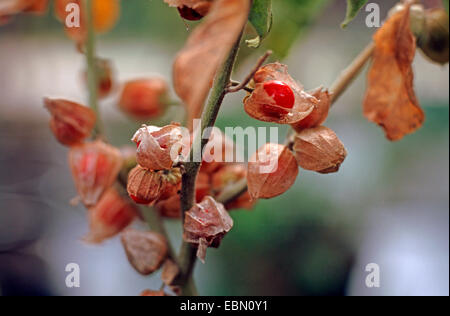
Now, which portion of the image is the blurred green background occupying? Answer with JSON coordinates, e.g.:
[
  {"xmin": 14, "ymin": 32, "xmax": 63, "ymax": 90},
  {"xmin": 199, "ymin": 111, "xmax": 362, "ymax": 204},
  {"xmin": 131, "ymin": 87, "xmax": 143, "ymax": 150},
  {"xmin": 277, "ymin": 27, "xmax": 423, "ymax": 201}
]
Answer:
[{"xmin": 0, "ymin": 0, "xmax": 448, "ymax": 296}]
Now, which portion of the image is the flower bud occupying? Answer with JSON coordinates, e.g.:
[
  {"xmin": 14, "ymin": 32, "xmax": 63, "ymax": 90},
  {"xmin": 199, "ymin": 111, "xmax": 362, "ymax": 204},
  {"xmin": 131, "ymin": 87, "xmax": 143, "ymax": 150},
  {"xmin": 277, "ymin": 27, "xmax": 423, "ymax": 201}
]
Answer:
[
  {"xmin": 44, "ymin": 98, "xmax": 96, "ymax": 146},
  {"xmin": 84, "ymin": 188, "xmax": 137, "ymax": 244},
  {"xmin": 293, "ymin": 126, "xmax": 347, "ymax": 174},
  {"xmin": 120, "ymin": 229, "xmax": 168, "ymax": 275},
  {"xmin": 291, "ymin": 88, "xmax": 331, "ymax": 132},
  {"xmin": 127, "ymin": 165, "xmax": 181, "ymax": 205},
  {"xmin": 247, "ymin": 143, "xmax": 299, "ymax": 200},
  {"xmin": 132, "ymin": 124, "xmax": 184, "ymax": 171},
  {"xmin": 183, "ymin": 196, "xmax": 233, "ymax": 263},
  {"xmin": 418, "ymin": 8, "xmax": 449, "ymax": 65},
  {"xmin": 69, "ymin": 140, "xmax": 123, "ymax": 206},
  {"xmin": 244, "ymin": 63, "xmax": 317, "ymax": 124},
  {"xmin": 119, "ymin": 78, "xmax": 168, "ymax": 120}
]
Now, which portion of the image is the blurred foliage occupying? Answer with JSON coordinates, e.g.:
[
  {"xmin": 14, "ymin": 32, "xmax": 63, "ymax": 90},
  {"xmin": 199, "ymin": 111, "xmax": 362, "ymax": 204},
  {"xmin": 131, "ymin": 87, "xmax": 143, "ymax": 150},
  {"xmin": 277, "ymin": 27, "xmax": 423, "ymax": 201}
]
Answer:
[
  {"xmin": 247, "ymin": 0, "xmax": 273, "ymax": 48},
  {"xmin": 341, "ymin": 0, "xmax": 368, "ymax": 28}
]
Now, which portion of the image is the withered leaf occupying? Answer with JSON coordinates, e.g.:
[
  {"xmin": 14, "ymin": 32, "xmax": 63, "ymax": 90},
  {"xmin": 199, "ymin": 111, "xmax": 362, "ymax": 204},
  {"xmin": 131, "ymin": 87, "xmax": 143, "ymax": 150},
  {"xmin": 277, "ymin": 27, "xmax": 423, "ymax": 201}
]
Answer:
[
  {"xmin": 293, "ymin": 126, "xmax": 347, "ymax": 174},
  {"xmin": 247, "ymin": 143, "xmax": 299, "ymax": 199},
  {"xmin": 121, "ymin": 229, "xmax": 168, "ymax": 275},
  {"xmin": 363, "ymin": 4, "xmax": 424, "ymax": 141},
  {"xmin": 173, "ymin": 0, "xmax": 251, "ymax": 128}
]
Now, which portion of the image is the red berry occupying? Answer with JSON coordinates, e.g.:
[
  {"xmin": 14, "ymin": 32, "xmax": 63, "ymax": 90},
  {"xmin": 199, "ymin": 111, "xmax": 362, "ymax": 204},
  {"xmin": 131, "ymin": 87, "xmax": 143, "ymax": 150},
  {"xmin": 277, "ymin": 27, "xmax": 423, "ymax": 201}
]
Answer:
[
  {"xmin": 263, "ymin": 80, "xmax": 295, "ymax": 109},
  {"xmin": 177, "ymin": 6, "xmax": 204, "ymax": 21}
]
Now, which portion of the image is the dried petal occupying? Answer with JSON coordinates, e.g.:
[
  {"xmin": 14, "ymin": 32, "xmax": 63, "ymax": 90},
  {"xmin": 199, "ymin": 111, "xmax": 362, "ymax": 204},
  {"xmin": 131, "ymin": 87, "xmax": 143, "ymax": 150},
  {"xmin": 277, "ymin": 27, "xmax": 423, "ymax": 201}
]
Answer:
[
  {"xmin": 121, "ymin": 229, "xmax": 168, "ymax": 275},
  {"xmin": 119, "ymin": 78, "xmax": 168, "ymax": 120},
  {"xmin": 244, "ymin": 63, "xmax": 317, "ymax": 124},
  {"xmin": 161, "ymin": 259, "xmax": 180, "ymax": 286},
  {"xmin": 132, "ymin": 124, "xmax": 184, "ymax": 171},
  {"xmin": 69, "ymin": 140, "xmax": 123, "ymax": 206},
  {"xmin": 84, "ymin": 188, "xmax": 137, "ymax": 244},
  {"xmin": 173, "ymin": 0, "xmax": 251, "ymax": 128},
  {"xmin": 293, "ymin": 126, "xmax": 347, "ymax": 174},
  {"xmin": 247, "ymin": 143, "xmax": 299, "ymax": 200},
  {"xmin": 183, "ymin": 196, "xmax": 233, "ymax": 263},
  {"xmin": 363, "ymin": 4, "xmax": 424, "ymax": 141},
  {"xmin": 291, "ymin": 87, "xmax": 331, "ymax": 132},
  {"xmin": 127, "ymin": 165, "xmax": 180, "ymax": 205},
  {"xmin": 44, "ymin": 98, "xmax": 96, "ymax": 146}
]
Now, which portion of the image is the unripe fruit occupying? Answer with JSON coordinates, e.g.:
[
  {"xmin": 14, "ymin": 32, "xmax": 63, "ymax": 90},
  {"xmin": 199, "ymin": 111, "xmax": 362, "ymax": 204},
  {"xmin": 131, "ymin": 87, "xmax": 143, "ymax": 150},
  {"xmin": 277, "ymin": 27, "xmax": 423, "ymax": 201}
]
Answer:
[
  {"xmin": 84, "ymin": 188, "xmax": 137, "ymax": 244},
  {"xmin": 44, "ymin": 98, "xmax": 96, "ymax": 146},
  {"xmin": 418, "ymin": 8, "xmax": 449, "ymax": 65},
  {"xmin": 119, "ymin": 78, "xmax": 168, "ymax": 120},
  {"xmin": 263, "ymin": 80, "xmax": 295, "ymax": 109}
]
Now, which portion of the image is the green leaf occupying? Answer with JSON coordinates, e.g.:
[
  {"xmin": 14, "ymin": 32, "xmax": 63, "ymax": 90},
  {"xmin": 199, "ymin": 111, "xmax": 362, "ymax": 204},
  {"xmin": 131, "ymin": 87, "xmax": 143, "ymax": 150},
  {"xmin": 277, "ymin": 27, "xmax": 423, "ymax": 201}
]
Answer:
[
  {"xmin": 341, "ymin": 0, "xmax": 368, "ymax": 28},
  {"xmin": 247, "ymin": 0, "xmax": 273, "ymax": 48}
]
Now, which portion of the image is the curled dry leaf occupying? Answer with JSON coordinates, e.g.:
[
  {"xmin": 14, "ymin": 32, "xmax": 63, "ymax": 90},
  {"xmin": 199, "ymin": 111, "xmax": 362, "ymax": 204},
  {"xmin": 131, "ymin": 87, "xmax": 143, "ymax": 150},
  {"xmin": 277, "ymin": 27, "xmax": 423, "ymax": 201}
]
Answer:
[
  {"xmin": 69, "ymin": 140, "xmax": 123, "ymax": 206},
  {"xmin": 173, "ymin": 0, "xmax": 251, "ymax": 128},
  {"xmin": 132, "ymin": 124, "xmax": 184, "ymax": 171},
  {"xmin": 291, "ymin": 87, "xmax": 331, "ymax": 132},
  {"xmin": 183, "ymin": 196, "xmax": 233, "ymax": 263},
  {"xmin": 84, "ymin": 188, "xmax": 137, "ymax": 244},
  {"xmin": 363, "ymin": 4, "xmax": 424, "ymax": 141},
  {"xmin": 244, "ymin": 63, "xmax": 317, "ymax": 124},
  {"xmin": 120, "ymin": 229, "xmax": 168, "ymax": 275},
  {"xmin": 44, "ymin": 98, "xmax": 96, "ymax": 147},
  {"xmin": 127, "ymin": 165, "xmax": 182, "ymax": 205},
  {"xmin": 119, "ymin": 78, "xmax": 168, "ymax": 120},
  {"xmin": 247, "ymin": 143, "xmax": 299, "ymax": 200},
  {"xmin": 161, "ymin": 259, "xmax": 180, "ymax": 286},
  {"xmin": 293, "ymin": 126, "xmax": 347, "ymax": 174}
]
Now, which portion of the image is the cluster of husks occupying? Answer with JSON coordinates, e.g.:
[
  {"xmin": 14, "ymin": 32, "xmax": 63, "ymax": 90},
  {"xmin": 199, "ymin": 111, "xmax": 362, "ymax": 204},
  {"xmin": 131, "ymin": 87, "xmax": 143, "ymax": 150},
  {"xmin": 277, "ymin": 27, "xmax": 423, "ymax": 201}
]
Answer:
[
  {"xmin": 245, "ymin": 63, "xmax": 347, "ymax": 200},
  {"xmin": 44, "ymin": 98, "xmax": 138, "ymax": 243}
]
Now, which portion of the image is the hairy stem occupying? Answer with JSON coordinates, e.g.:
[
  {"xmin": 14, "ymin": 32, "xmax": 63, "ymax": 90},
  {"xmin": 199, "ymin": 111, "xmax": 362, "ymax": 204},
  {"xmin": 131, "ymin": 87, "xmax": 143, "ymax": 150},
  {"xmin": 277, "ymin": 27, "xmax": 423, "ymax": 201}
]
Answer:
[
  {"xmin": 177, "ymin": 36, "xmax": 243, "ymax": 296},
  {"xmin": 84, "ymin": 0, "xmax": 103, "ymax": 137}
]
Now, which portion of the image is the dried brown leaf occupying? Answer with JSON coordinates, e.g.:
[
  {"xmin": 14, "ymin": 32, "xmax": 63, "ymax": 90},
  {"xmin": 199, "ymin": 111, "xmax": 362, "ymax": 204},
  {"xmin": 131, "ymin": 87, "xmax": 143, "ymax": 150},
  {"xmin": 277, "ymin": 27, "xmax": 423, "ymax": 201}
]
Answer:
[
  {"xmin": 173, "ymin": 0, "xmax": 251, "ymax": 128},
  {"xmin": 363, "ymin": 4, "xmax": 424, "ymax": 141}
]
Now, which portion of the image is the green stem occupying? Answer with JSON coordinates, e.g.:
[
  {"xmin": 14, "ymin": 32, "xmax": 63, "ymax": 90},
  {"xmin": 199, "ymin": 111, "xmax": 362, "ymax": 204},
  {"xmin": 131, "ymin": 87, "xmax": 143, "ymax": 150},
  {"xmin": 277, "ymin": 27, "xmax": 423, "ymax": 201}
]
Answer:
[
  {"xmin": 177, "ymin": 35, "xmax": 243, "ymax": 296},
  {"xmin": 84, "ymin": 0, "xmax": 103, "ymax": 137}
]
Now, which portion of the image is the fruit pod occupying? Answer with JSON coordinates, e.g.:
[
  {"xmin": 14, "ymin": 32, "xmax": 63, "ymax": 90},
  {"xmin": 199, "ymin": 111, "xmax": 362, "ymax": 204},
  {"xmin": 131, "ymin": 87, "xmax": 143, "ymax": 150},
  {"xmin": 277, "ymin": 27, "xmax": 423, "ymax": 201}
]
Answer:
[
  {"xmin": 84, "ymin": 188, "xmax": 137, "ymax": 244},
  {"xmin": 69, "ymin": 140, "xmax": 123, "ymax": 206},
  {"xmin": 247, "ymin": 143, "xmax": 299, "ymax": 200},
  {"xmin": 119, "ymin": 78, "xmax": 169, "ymax": 120},
  {"xmin": 132, "ymin": 124, "xmax": 184, "ymax": 171},
  {"xmin": 293, "ymin": 126, "xmax": 347, "ymax": 174},
  {"xmin": 44, "ymin": 98, "xmax": 96, "ymax": 146},
  {"xmin": 418, "ymin": 8, "xmax": 449, "ymax": 65},
  {"xmin": 291, "ymin": 87, "xmax": 331, "ymax": 132},
  {"xmin": 244, "ymin": 63, "xmax": 318, "ymax": 124},
  {"xmin": 120, "ymin": 229, "xmax": 168, "ymax": 275},
  {"xmin": 183, "ymin": 196, "xmax": 233, "ymax": 263}
]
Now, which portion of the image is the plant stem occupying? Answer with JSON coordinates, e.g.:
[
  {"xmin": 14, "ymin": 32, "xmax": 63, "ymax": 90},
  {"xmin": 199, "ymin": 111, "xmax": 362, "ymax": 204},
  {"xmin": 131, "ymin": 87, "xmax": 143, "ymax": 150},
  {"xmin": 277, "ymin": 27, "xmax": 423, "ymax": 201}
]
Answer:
[
  {"xmin": 84, "ymin": 0, "xmax": 103, "ymax": 137},
  {"xmin": 330, "ymin": 42, "xmax": 375, "ymax": 104},
  {"xmin": 177, "ymin": 35, "xmax": 243, "ymax": 296}
]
